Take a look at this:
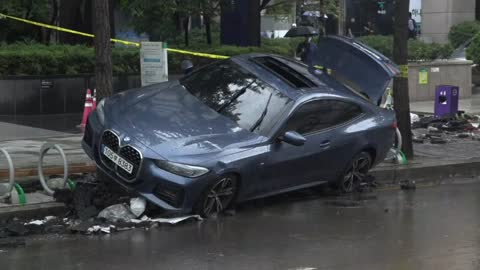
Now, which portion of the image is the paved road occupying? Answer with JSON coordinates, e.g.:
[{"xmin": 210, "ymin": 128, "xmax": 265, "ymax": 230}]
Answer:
[{"xmin": 2, "ymin": 180, "xmax": 480, "ymax": 270}]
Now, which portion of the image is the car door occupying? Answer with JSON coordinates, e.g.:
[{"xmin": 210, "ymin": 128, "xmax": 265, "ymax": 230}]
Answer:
[{"xmin": 260, "ymin": 99, "xmax": 364, "ymax": 192}]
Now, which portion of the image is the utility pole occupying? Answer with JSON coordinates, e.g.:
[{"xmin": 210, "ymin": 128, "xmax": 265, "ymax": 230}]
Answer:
[
  {"xmin": 392, "ymin": 0, "xmax": 414, "ymax": 159},
  {"xmin": 94, "ymin": 0, "xmax": 113, "ymax": 100}
]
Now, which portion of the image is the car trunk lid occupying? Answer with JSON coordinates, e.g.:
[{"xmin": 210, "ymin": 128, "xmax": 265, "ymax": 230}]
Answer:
[{"xmin": 310, "ymin": 36, "xmax": 399, "ymax": 104}]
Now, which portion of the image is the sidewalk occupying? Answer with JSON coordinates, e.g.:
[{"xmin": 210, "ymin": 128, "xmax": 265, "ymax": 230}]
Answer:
[{"xmin": 410, "ymin": 91, "xmax": 480, "ymax": 115}]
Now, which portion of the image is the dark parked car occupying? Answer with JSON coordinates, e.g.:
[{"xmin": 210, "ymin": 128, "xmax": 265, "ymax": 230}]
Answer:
[{"xmin": 83, "ymin": 36, "xmax": 399, "ymax": 217}]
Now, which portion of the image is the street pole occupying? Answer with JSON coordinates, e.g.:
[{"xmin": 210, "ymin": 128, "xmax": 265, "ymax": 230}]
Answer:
[
  {"xmin": 392, "ymin": 0, "xmax": 414, "ymax": 159},
  {"xmin": 94, "ymin": 0, "xmax": 113, "ymax": 100}
]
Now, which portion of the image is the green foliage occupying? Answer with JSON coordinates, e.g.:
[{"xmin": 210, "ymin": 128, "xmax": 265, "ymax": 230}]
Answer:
[
  {"xmin": 0, "ymin": 37, "xmax": 301, "ymax": 75},
  {"xmin": 118, "ymin": 0, "xmax": 220, "ymax": 43},
  {"xmin": 0, "ymin": 0, "xmax": 51, "ymax": 42},
  {"xmin": 466, "ymin": 33, "xmax": 480, "ymax": 65},
  {"xmin": 448, "ymin": 21, "xmax": 480, "ymax": 48},
  {"xmin": 0, "ymin": 43, "xmax": 139, "ymax": 76},
  {"xmin": 357, "ymin": 35, "xmax": 453, "ymax": 61}
]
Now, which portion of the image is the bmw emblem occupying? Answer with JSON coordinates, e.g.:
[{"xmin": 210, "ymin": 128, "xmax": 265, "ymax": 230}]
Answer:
[{"xmin": 123, "ymin": 136, "xmax": 131, "ymax": 143}]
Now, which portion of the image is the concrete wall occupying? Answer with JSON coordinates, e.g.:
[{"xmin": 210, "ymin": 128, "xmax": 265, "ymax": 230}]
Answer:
[
  {"xmin": 421, "ymin": 0, "xmax": 476, "ymax": 44},
  {"xmin": 408, "ymin": 60, "xmax": 472, "ymax": 101},
  {"xmin": 0, "ymin": 75, "xmax": 140, "ymax": 115}
]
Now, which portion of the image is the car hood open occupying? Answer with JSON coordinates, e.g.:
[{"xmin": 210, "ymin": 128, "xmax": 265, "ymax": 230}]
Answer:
[
  {"xmin": 106, "ymin": 82, "xmax": 258, "ymax": 160},
  {"xmin": 310, "ymin": 36, "xmax": 399, "ymax": 104}
]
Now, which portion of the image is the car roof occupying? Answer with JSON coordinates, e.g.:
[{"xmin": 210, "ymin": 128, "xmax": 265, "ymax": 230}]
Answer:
[{"xmin": 231, "ymin": 53, "xmax": 352, "ymax": 102}]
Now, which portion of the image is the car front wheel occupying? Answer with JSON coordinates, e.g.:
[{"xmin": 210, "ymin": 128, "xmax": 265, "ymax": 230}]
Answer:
[
  {"xmin": 194, "ymin": 175, "xmax": 238, "ymax": 217},
  {"xmin": 338, "ymin": 152, "xmax": 372, "ymax": 193}
]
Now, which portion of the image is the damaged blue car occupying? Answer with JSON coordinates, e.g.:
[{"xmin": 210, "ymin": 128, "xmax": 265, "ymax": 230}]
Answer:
[{"xmin": 82, "ymin": 36, "xmax": 399, "ymax": 217}]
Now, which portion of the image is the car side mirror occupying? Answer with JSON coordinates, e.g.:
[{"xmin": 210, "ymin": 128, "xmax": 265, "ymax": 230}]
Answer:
[
  {"xmin": 280, "ymin": 131, "xmax": 306, "ymax": 146},
  {"xmin": 181, "ymin": 60, "xmax": 194, "ymax": 75}
]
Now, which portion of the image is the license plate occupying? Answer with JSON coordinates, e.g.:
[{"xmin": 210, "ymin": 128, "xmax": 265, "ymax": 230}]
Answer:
[{"xmin": 102, "ymin": 145, "xmax": 134, "ymax": 174}]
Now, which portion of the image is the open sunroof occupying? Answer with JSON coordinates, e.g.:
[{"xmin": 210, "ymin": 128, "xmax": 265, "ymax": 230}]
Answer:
[{"xmin": 252, "ymin": 56, "xmax": 317, "ymax": 89}]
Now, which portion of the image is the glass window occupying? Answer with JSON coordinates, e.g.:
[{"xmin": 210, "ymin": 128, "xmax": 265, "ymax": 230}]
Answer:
[
  {"xmin": 180, "ymin": 60, "xmax": 292, "ymax": 135},
  {"xmin": 285, "ymin": 100, "xmax": 363, "ymax": 135}
]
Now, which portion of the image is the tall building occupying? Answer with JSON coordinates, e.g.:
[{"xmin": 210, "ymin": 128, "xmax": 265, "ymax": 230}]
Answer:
[
  {"xmin": 422, "ymin": 0, "xmax": 476, "ymax": 43},
  {"xmin": 342, "ymin": 0, "xmax": 476, "ymax": 44}
]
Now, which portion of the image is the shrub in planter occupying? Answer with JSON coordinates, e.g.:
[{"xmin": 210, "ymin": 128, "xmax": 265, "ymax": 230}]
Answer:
[
  {"xmin": 358, "ymin": 35, "xmax": 453, "ymax": 61},
  {"xmin": 466, "ymin": 33, "xmax": 480, "ymax": 65},
  {"xmin": 449, "ymin": 21, "xmax": 480, "ymax": 48}
]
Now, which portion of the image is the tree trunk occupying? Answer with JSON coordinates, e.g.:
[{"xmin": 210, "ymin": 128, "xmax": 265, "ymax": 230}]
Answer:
[
  {"xmin": 183, "ymin": 16, "xmax": 190, "ymax": 47},
  {"xmin": 220, "ymin": 0, "xmax": 260, "ymax": 47},
  {"xmin": 392, "ymin": 0, "xmax": 413, "ymax": 159},
  {"xmin": 45, "ymin": 0, "xmax": 59, "ymax": 44},
  {"xmin": 59, "ymin": 0, "xmax": 92, "ymax": 44},
  {"xmin": 205, "ymin": 15, "xmax": 212, "ymax": 45},
  {"xmin": 94, "ymin": 0, "xmax": 113, "ymax": 100}
]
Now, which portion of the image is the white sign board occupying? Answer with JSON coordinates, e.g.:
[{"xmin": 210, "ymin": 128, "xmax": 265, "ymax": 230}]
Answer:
[{"xmin": 140, "ymin": 42, "xmax": 168, "ymax": 86}]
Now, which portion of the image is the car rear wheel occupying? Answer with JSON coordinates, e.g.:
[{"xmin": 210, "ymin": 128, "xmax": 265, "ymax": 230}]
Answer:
[
  {"xmin": 194, "ymin": 175, "xmax": 238, "ymax": 218},
  {"xmin": 338, "ymin": 152, "xmax": 372, "ymax": 193}
]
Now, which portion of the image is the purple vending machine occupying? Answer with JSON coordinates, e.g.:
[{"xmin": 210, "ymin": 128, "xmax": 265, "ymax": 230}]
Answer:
[{"xmin": 434, "ymin": 85, "xmax": 459, "ymax": 118}]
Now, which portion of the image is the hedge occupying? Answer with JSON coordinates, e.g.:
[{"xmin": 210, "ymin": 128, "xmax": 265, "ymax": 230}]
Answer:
[
  {"xmin": 466, "ymin": 33, "xmax": 480, "ymax": 64},
  {"xmin": 0, "ymin": 39, "xmax": 306, "ymax": 76},
  {"xmin": 0, "ymin": 43, "xmax": 139, "ymax": 76},
  {"xmin": 358, "ymin": 35, "xmax": 453, "ymax": 61},
  {"xmin": 448, "ymin": 21, "xmax": 480, "ymax": 48},
  {"xmin": 0, "ymin": 36, "xmax": 453, "ymax": 76}
]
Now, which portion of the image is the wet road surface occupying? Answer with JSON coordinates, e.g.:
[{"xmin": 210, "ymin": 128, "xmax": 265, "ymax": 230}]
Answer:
[{"xmin": 2, "ymin": 180, "xmax": 480, "ymax": 270}]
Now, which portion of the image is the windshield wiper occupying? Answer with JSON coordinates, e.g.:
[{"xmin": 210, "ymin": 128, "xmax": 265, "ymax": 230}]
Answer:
[
  {"xmin": 217, "ymin": 80, "xmax": 255, "ymax": 113},
  {"xmin": 250, "ymin": 92, "xmax": 273, "ymax": 132}
]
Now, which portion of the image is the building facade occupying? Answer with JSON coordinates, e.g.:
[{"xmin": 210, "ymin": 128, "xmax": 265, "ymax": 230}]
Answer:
[{"xmin": 343, "ymin": 0, "xmax": 476, "ymax": 44}]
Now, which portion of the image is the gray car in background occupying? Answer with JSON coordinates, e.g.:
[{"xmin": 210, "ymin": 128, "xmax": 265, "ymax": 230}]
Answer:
[{"xmin": 82, "ymin": 36, "xmax": 399, "ymax": 217}]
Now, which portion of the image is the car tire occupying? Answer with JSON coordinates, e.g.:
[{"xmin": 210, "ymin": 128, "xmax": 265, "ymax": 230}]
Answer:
[
  {"xmin": 194, "ymin": 174, "xmax": 238, "ymax": 218},
  {"xmin": 337, "ymin": 152, "xmax": 372, "ymax": 193}
]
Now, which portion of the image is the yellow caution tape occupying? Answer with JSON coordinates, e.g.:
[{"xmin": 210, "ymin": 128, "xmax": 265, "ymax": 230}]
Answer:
[
  {"xmin": 167, "ymin": 48, "xmax": 229, "ymax": 59},
  {"xmin": 0, "ymin": 12, "xmax": 229, "ymax": 59},
  {"xmin": 313, "ymin": 65, "xmax": 332, "ymax": 75}
]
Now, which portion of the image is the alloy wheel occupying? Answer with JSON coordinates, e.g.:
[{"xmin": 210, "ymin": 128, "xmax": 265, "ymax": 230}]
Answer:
[
  {"xmin": 202, "ymin": 176, "xmax": 237, "ymax": 216},
  {"xmin": 341, "ymin": 154, "xmax": 371, "ymax": 193}
]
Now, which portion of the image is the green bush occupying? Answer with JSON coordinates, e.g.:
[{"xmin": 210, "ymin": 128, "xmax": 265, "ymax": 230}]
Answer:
[
  {"xmin": 448, "ymin": 21, "xmax": 480, "ymax": 48},
  {"xmin": 466, "ymin": 33, "xmax": 480, "ymax": 64},
  {"xmin": 357, "ymin": 35, "xmax": 453, "ymax": 61},
  {"xmin": 0, "ymin": 38, "xmax": 302, "ymax": 76},
  {"xmin": 0, "ymin": 43, "xmax": 139, "ymax": 76}
]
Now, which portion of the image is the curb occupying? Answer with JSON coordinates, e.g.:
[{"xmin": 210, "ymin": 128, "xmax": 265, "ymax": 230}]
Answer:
[
  {"xmin": 372, "ymin": 160, "xmax": 480, "ymax": 184},
  {"xmin": 0, "ymin": 202, "xmax": 67, "ymax": 220},
  {"xmin": 1, "ymin": 160, "xmax": 480, "ymax": 220}
]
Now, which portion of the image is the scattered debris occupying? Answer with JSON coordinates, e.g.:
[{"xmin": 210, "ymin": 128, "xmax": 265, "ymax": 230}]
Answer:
[
  {"xmin": 98, "ymin": 204, "xmax": 136, "ymax": 223},
  {"xmin": 412, "ymin": 137, "xmax": 425, "ymax": 144},
  {"xmin": 457, "ymin": 133, "xmax": 470, "ymax": 138},
  {"xmin": 430, "ymin": 137, "xmax": 447, "ymax": 144},
  {"xmin": 131, "ymin": 215, "xmax": 203, "ymax": 225},
  {"xmin": 410, "ymin": 113, "xmax": 420, "ymax": 124},
  {"xmin": 130, "ymin": 197, "xmax": 147, "ymax": 218},
  {"xmin": 400, "ymin": 180, "xmax": 417, "ymax": 190},
  {"xmin": 325, "ymin": 200, "xmax": 361, "ymax": 208}
]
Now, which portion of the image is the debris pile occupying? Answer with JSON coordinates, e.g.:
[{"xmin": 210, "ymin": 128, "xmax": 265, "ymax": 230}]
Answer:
[
  {"xmin": 0, "ymin": 177, "xmax": 201, "ymax": 241},
  {"xmin": 410, "ymin": 112, "xmax": 480, "ymax": 144}
]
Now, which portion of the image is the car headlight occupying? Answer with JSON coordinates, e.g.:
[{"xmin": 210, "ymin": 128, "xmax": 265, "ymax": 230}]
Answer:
[
  {"xmin": 96, "ymin": 99, "xmax": 106, "ymax": 125},
  {"xmin": 155, "ymin": 160, "xmax": 209, "ymax": 178}
]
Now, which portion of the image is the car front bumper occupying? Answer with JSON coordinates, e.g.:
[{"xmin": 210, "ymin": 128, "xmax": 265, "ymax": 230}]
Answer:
[{"xmin": 81, "ymin": 113, "xmax": 215, "ymax": 215}]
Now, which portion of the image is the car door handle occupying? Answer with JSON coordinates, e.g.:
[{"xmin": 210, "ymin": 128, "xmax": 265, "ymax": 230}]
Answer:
[{"xmin": 319, "ymin": 140, "xmax": 331, "ymax": 148}]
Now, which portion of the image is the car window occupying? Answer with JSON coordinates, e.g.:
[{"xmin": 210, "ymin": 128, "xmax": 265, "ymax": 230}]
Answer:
[
  {"xmin": 180, "ymin": 61, "xmax": 255, "ymax": 111},
  {"xmin": 285, "ymin": 100, "xmax": 363, "ymax": 135},
  {"xmin": 180, "ymin": 60, "xmax": 293, "ymax": 135}
]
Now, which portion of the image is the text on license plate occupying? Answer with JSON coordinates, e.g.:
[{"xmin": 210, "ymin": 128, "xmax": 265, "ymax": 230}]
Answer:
[{"xmin": 102, "ymin": 145, "xmax": 134, "ymax": 174}]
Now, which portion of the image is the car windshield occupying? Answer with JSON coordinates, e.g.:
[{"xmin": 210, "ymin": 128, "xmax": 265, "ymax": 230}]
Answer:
[{"xmin": 180, "ymin": 60, "xmax": 292, "ymax": 135}]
